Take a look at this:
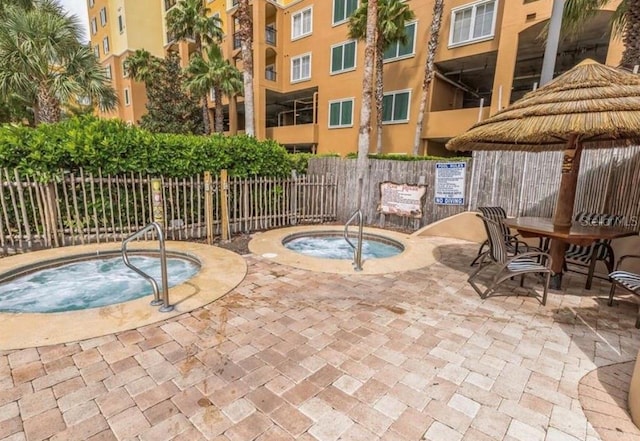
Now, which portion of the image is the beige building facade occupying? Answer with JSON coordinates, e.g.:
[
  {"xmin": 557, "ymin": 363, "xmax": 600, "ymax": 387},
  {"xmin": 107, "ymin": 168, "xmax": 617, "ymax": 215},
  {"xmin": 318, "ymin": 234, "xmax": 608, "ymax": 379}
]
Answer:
[{"xmin": 88, "ymin": 0, "xmax": 624, "ymax": 156}]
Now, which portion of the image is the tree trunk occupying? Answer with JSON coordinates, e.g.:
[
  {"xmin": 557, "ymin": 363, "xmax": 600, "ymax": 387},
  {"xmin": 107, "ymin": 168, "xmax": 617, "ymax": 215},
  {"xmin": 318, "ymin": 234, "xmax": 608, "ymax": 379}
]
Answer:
[
  {"xmin": 36, "ymin": 83, "xmax": 61, "ymax": 125},
  {"xmin": 238, "ymin": 0, "xmax": 255, "ymax": 136},
  {"xmin": 356, "ymin": 0, "xmax": 378, "ymax": 208},
  {"xmin": 413, "ymin": 0, "xmax": 444, "ymax": 156},
  {"xmin": 621, "ymin": 0, "xmax": 640, "ymax": 69},
  {"xmin": 214, "ymin": 87, "xmax": 224, "ymax": 133},
  {"xmin": 375, "ymin": 36, "xmax": 384, "ymax": 154},
  {"xmin": 202, "ymin": 96, "xmax": 212, "ymax": 135}
]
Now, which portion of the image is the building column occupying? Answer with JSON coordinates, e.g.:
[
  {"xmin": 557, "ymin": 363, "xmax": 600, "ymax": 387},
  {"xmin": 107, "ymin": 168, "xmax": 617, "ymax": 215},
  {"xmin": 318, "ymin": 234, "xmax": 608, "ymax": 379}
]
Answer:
[
  {"xmin": 490, "ymin": 27, "xmax": 519, "ymax": 114},
  {"xmin": 252, "ymin": 0, "xmax": 266, "ymax": 139}
]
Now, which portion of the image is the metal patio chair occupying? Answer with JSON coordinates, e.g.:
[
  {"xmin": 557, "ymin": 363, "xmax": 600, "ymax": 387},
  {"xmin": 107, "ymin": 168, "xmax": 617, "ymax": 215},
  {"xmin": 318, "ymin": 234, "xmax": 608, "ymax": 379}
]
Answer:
[
  {"xmin": 564, "ymin": 212, "xmax": 622, "ymax": 290},
  {"xmin": 471, "ymin": 206, "xmax": 531, "ymax": 266},
  {"xmin": 608, "ymin": 255, "xmax": 640, "ymax": 328},
  {"xmin": 468, "ymin": 215, "xmax": 553, "ymax": 305}
]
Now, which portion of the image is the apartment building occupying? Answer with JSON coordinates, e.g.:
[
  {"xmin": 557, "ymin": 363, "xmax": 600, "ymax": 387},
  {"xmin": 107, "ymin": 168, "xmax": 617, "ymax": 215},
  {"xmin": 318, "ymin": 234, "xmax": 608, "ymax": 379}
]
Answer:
[
  {"xmin": 90, "ymin": 0, "xmax": 624, "ymax": 155},
  {"xmin": 87, "ymin": 0, "xmax": 165, "ymax": 123}
]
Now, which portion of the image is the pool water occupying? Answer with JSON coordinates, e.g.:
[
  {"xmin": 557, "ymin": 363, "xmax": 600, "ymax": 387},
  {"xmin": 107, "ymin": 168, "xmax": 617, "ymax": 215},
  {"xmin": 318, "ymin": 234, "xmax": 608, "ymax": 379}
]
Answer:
[
  {"xmin": 284, "ymin": 236, "xmax": 402, "ymax": 260},
  {"xmin": 0, "ymin": 256, "xmax": 199, "ymax": 313}
]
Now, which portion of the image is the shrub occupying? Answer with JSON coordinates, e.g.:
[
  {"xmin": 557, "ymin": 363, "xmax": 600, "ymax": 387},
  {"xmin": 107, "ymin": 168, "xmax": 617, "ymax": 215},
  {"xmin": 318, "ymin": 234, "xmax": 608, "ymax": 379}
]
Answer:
[{"xmin": 0, "ymin": 117, "xmax": 295, "ymax": 179}]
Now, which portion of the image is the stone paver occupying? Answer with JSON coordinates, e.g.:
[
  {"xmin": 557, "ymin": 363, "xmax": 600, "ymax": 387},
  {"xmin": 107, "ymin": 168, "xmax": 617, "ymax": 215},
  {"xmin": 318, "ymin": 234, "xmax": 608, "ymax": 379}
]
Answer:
[{"xmin": 1, "ymin": 237, "xmax": 640, "ymax": 440}]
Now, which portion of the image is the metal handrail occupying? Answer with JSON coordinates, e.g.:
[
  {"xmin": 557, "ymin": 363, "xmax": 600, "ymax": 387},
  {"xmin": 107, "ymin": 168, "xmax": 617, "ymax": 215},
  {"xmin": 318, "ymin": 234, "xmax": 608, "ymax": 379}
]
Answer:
[
  {"xmin": 344, "ymin": 209, "xmax": 364, "ymax": 271},
  {"xmin": 121, "ymin": 222, "xmax": 173, "ymax": 312}
]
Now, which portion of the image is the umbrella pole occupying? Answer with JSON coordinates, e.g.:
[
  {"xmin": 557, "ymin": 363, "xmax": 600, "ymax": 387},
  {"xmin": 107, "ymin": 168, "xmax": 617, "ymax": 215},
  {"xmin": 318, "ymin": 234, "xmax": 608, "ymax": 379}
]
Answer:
[{"xmin": 549, "ymin": 136, "xmax": 583, "ymax": 289}]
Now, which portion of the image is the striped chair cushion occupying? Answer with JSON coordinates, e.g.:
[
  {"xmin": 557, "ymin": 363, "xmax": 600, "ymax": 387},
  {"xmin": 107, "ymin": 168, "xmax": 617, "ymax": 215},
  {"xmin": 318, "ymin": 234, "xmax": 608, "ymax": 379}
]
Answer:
[
  {"xmin": 507, "ymin": 258, "xmax": 549, "ymax": 273},
  {"xmin": 609, "ymin": 271, "xmax": 640, "ymax": 294},
  {"xmin": 565, "ymin": 212, "xmax": 622, "ymax": 263}
]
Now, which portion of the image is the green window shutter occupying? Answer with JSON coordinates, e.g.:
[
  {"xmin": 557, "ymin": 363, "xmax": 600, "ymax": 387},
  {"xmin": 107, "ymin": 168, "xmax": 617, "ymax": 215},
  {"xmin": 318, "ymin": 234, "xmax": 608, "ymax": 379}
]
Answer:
[
  {"xmin": 398, "ymin": 23, "xmax": 416, "ymax": 57},
  {"xmin": 346, "ymin": 0, "xmax": 358, "ymax": 17},
  {"xmin": 393, "ymin": 92, "xmax": 410, "ymax": 121},
  {"xmin": 382, "ymin": 95, "xmax": 393, "ymax": 122},
  {"xmin": 341, "ymin": 100, "xmax": 353, "ymax": 125},
  {"xmin": 329, "ymin": 102, "xmax": 341, "ymax": 126},
  {"xmin": 331, "ymin": 45, "xmax": 344, "ymax": 72},
  {"xmin": 333, "ymin": 0, "xmax": 345, "ymax": 23},
  {"xmin": 343, "ymin": 42, "xmax": 356, "ymax": 70}
]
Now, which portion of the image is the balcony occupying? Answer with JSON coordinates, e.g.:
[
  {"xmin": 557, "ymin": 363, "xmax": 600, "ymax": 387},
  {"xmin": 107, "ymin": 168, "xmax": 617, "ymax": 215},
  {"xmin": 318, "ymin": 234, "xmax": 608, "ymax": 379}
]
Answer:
[
  {"xmin": 265, "ymin": 68, "xmax": 276, "ymax": 81},
  {"xmin": 164, "ymin": 0, "xmax": 176, "ymax": 11},
  {"xmin": 424, "ymin": 107, "xmax": 491, "ymax": 139},
  {"xmin": 265, "ymin": 27, "xmax": 276, "ymax": 46},
  {"xmin": 266, "ymin": 124, "xmax": 318, "ymax": 145}
]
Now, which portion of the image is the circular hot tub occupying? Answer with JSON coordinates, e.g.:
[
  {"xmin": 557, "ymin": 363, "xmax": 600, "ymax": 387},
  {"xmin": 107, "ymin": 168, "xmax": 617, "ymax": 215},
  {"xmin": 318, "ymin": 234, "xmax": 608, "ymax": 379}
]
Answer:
[{"xmin": 249, "ymin": 225, "xmax": 438, "ymax": 274}]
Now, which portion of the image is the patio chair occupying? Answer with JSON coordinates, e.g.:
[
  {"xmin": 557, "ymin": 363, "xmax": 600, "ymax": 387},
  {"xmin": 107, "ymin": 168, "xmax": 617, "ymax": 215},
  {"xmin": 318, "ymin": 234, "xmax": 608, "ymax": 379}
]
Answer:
[
  {"xmin": 608, "ymin": 255, "xmax": 640, "ymax": 328},
  {"xmin": 471, "ymin": 206, "xmax": 531, "ymax": 266},
  {"xmin": 468, "ymin": 215, "xmax": 553, "ymax": 305},
  {"xmin": 564, "ymin": 212, "xmax": 622, "ymax": 290}
]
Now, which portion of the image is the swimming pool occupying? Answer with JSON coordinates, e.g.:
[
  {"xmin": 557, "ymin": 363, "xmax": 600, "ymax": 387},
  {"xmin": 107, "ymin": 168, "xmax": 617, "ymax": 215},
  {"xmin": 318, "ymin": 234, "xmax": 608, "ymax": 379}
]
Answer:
[{"xmin": 0, "ymin": 255, "xmax": 200, "ymax": 313}]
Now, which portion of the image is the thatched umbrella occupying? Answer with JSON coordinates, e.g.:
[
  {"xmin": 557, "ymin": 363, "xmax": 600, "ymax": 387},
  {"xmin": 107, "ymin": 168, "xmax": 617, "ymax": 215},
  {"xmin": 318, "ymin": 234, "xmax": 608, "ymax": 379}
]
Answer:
[
  {"xmin": 446, "ymin": 59, "xmax": 640, "ymax": 285},
  {"xmin": 447, "ymin": 58, "xmax": 640, "ymax": 225}
]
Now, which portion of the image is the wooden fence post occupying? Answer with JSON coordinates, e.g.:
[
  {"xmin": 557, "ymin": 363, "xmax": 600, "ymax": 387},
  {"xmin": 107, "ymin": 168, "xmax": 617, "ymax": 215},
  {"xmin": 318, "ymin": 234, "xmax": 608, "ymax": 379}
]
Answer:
[
  {"xmin": 220, "ymin": 169, "xmax": 230, "ymax": 242},
  {"xmin": 204, "ymin": 172, "xmax": 213, "ymax": 245}
]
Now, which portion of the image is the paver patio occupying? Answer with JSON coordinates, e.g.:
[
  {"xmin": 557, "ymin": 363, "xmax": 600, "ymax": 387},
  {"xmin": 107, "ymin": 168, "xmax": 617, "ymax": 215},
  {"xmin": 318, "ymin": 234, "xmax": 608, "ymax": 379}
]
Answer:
[{"xmin": 2, "ymin": 236, "xmax": 640, "ymax": 440}]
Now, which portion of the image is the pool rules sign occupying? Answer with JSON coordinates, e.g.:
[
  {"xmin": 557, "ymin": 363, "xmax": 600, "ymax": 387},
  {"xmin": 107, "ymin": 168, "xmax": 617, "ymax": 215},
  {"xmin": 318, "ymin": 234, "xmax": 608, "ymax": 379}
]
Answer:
[{"xmin": 435, "ymin": 162, "xmax": 466, "ymax": 205}]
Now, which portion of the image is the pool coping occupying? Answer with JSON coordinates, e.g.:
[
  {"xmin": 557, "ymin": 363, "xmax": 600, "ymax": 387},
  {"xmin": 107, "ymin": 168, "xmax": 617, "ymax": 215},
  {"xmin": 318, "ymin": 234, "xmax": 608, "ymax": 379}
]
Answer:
[
  {"xmin": 0, "ymin": 241, "xmax": 247, "ymax": 350},
  {"xmin": 248, "ymin": 225, "xmax": 438, "ymax": 274}
]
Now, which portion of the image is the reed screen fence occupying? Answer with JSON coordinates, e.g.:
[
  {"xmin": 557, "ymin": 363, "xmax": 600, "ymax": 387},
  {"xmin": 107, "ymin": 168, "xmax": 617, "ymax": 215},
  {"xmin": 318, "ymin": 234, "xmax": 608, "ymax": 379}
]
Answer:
[{"xmin": 0, "ymin": 170, "xmax": 337, "ymax": 255}]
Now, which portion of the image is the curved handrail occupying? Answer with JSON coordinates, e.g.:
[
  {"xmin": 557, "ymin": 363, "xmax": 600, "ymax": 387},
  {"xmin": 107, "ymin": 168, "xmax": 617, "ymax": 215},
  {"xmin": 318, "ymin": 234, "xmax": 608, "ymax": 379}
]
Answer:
[
  {"xmin": 121, "ymin": 222, "xmax": 173, "ymax": 312},
  {"xmin": 344, "ymin": 209, "xmax": 364, "ymax": 271}
]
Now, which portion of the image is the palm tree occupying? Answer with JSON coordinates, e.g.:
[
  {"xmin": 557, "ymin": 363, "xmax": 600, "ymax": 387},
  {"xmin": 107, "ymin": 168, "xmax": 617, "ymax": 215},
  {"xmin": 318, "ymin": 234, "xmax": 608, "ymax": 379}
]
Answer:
[
  {"xmin": 356, "ymin": 0, "xmax": 378, "ymax": 207},
  {"xmin": 166, "ymin": 0, "xmax": 224, "ymax": 134},
  {"xmin": 125, "ymin": 49, "xmax": 163, "ymax": 84},
  {"xmin": 236, "ymin": 0, "xmax": 255, "ymax": 136},
  {"xmin": 185, "ymin": 45, "xmax": 243, "ymax": 133},
  {"xmin": 166, "ymin": 0, "xmax": 223, "ymax": 54},
  {"xmin": 561, "ymin": 0, "xmax": 639, "ymax": 68},
  {"xmin": 350, "ymin": 0, "xmax": 415, "ymax": 153},
  {"xmin": 413, "ymin": 0, "xmax": 444, "ymax": 155},
  {"xmin": 0, "ymin": 0, "xmax": 116, "ymax": 124}
]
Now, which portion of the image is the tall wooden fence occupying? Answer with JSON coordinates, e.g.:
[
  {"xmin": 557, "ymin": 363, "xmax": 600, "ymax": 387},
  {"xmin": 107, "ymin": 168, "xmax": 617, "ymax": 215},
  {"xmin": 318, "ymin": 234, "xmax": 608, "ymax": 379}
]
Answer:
[
  {"xmin": 0, "ymin": 170, "xmax": 337, "ymax": 255},
  {"xmin": 308, "ymin": 146, "xmax": 640, "ymax": 230}
]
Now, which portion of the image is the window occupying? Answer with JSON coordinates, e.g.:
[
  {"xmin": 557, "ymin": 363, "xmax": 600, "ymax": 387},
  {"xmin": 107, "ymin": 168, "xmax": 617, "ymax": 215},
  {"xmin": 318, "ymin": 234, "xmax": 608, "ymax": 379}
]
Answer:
[
  {"xmin": 124, "ymin": 88, "xmax": 130, "ymax": 106},
  {"xmin": 333, "ymin": 0, "xmax": 358, "ymax": 25},
  {"xmin": 291, "ymin": 53, "xmax": 311, "ymax": 82},
  {"xmin": 382, "ymin": 90, "xmax": 411, "ymax": 124},
  {"xmin": 90, "ymin": 18, "xmax": 97, "ymax": 35},
  {"xmin": 93, "ymin": 45, "xmax": 99, "ymax": 58},
  {"xmin": 291, "ymin": 7, "xmax": 312, "ymax": 40},
  {"xmin": 122, "ymin": 60, "xmax": 129, "ymax": 78},
  {"xmin": 328, "ymin": 98, "xmax": 354, "ymax": 128},
  {"xmin": 210, "ymin": 88, "xmax": 216, "ymax": 101},
  {"xmin": 383, "ymin": 22, "xmax": 416, "ymax": 61},
  {"xmin": 118, "ymin": 15, "xmax": 124, "ymax": 33},
  {"xmin": 99, "ymin": 7, "xmax": 107, "ymax": 26},
  {"xmin": 331, "ymin": 40, "xmax": 356, "ymax": 74},
  {"xmin": 78, "ymin": 96, "xmax": 91, "ymax": 106},
  {"xmin": 102, "ymin": 37, "xmax": 109, "ymax": 54},
  {"xmin": 449, "ymin": 0, "xmax": 497, "ymax": 47},
  {"xmin": 105, "ymin": 65, "xmax": 112, "ymax": 79}
]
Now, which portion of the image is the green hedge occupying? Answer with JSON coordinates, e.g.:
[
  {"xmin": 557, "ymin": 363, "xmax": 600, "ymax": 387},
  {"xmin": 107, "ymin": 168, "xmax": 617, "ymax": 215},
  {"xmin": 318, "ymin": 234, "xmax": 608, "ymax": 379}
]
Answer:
[
  {"xmin": 0, "ymin": 117, "xmax": 299, "ymax": 179},
  {"xmin": 345, "ymin": 152, "xmax": 471, "ymax": 161}
]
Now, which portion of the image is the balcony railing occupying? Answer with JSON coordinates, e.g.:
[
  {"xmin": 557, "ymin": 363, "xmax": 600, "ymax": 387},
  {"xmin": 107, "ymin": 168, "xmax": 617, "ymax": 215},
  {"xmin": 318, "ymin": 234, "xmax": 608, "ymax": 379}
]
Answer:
[
  {"xmin": 265, "ymin": 27, "xmax": 276, "ymax": 45},
  {"xmin": 165, "ymin": 0, "xmax": 176, "ymax": 11},
  {"xmin": 265, "ymin": 69, "xmax": 276, "ymax": 81}
]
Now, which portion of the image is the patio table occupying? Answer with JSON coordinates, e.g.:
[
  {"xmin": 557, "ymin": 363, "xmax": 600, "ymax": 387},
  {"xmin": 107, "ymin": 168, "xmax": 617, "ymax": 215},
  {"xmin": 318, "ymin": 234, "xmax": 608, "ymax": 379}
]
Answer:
[{"xmin": 503, "ymin": 216, "xmax": 638, "ymax": 290}]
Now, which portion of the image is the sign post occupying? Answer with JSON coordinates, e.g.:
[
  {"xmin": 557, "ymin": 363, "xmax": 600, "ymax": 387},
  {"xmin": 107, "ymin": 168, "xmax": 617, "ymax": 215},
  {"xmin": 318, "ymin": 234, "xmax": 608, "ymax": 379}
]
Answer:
[
  {"xmin": 151, "ymin": 178, "xmax": 164, "ymax": 224},
  {"xmin": 434, "ymin": 162, "xmax": 466, "ymax": 205}
]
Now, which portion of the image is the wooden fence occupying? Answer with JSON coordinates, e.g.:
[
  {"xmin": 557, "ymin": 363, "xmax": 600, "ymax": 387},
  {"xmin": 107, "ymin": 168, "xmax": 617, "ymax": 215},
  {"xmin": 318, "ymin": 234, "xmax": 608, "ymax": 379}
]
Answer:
[
  {"xmin": 308, "ymin": 146, "xmax": 640, "ymax": 230},
  {"xmin": 0, "ymin": 170, "xmax": 337, "ymax": 255}
]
